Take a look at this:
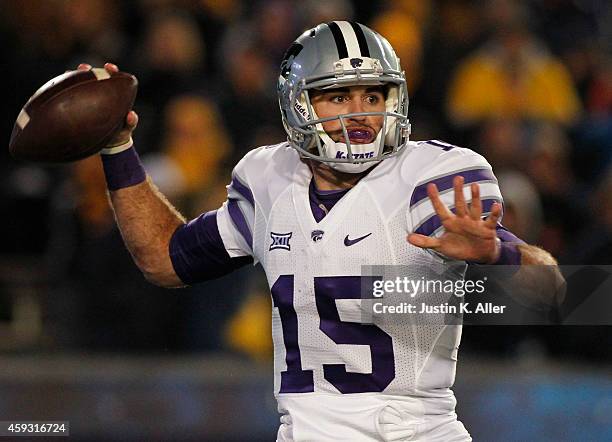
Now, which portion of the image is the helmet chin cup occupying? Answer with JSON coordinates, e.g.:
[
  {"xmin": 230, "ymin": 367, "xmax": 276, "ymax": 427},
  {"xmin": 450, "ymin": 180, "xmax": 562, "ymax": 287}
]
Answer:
[{"xmin": 318, "ymin": 126, "xmax": 383, "ymax": 174}]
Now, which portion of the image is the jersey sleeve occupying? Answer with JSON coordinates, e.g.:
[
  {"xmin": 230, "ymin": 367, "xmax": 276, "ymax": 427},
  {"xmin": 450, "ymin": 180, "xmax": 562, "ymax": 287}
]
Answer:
[
  {"xmin": 169, "ymin": 210, "xmax": 253, "ymax": 284},
  {"xmin": 168, "ymin": 152, "xmax": 259, "ymax": 285},
  {"xmin": 496, "ymin": 224, "xmax": 525, "ymax": 244},
  {"xmin": 407, "ymin": 141, "xmax": 504, "ymax": 238},
  {"xmin": 216, "ymin": 156, "xmax": 257, "ymax": 258}
]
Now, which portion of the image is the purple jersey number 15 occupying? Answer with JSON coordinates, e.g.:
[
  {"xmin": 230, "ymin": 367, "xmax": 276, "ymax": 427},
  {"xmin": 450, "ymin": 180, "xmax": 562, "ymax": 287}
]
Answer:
[{"xmin": 271, "ymin": 275, "xmax": 395, "ymax": 394}]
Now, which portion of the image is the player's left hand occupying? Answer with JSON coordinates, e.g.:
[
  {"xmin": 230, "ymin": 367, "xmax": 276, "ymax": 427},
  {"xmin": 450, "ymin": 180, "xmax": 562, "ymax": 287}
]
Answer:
[{"xmin": 407, "ymin": 176, "xmax": 502, "ymax": 263}]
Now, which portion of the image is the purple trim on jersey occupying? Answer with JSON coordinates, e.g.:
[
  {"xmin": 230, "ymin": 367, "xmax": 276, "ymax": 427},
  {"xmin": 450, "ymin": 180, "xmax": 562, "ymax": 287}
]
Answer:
[
  {"xmin": 425, "ymin": 140, "xmax": 458, "ymax": 151},
  {"xmin": 496, "ymin": 224, "xmax": 525, "ymax": 244},
  {"xmin": 169, "ymin": 210, "xmax": 253, "ymax": 284},
  {"xmin": 492, "ymin": 225, "xmax": 524, "ymax": 265},
  {"xmin": 229, "ymin": 175, "xmax": 254, "ymax": 207},
  {"xmin": 494, "ymin": 242, "xmax": 522, "ymax": 265},
  {"xmin": 101, "ymin": 146, "xmax": 147, "ymax": 191},
  {"xmin": 316, "ymin": 188, "xmax": 347, "ymax": 196},
  {"xmin": 410, "ymin": 168, "xmax": 496, "ymax": 207},
  {"xmin": 414, "ymin": 198, "xmax": 501, "ymax": 236},
  {"xmin": 227, "ymin": 198, "xmax": 253, "ymax": 248},
  {"xmin": 310, "ymin": 201, "xmax": 328, "ymax": 223},
  {"xmin": 309, "ymin": 180, "xmax": 349, "ymax": 222}
]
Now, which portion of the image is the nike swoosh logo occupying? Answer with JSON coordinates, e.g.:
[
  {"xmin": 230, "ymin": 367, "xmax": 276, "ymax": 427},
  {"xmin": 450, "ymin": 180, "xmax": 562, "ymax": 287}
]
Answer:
[{"xmin": 344, "ymin": 233, "xmax": 372, "ymax": 246}]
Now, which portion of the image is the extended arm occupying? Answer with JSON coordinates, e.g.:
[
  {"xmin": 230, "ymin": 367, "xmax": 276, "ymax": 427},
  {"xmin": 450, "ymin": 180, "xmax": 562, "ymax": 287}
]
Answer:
[
  {"xmin": 75, "ymin": 62, "xmax": 185, "ymax": 287},
  {"xmin": 107, "ymin": 176, "xmax": 186, "ymax": 287},
  {"xmin": 408, "ymin": 176, "xmax": 565, "ymax": 307},
  {"xmin": 513, "ymin": 244, "xmax": 565, "ymax": 307},
  {"xmin": 106, "ymin": 168, "xmax": 252, "ymax": 287},
  {"xmin": 89, "ymin": 62, "xmax": 254, "ymax": 288}
]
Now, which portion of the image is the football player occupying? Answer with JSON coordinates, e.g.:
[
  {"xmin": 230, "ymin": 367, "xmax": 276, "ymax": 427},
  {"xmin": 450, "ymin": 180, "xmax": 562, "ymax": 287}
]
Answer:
[{"xmin": 83, "ymin": 21, "xmax": 561, "ymax": 441}]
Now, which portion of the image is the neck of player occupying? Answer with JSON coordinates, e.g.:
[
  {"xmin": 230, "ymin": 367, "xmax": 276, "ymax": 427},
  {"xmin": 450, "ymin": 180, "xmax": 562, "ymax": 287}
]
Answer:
[{"xmin": 308, "ymin": 160, "xmax": 372, "ymax": 191}]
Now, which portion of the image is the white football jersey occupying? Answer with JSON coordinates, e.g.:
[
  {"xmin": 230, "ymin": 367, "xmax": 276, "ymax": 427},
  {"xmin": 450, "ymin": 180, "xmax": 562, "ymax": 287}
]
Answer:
[{"xmin": 216, "ymin": 140, "xmax": 502, "ymax": 441}]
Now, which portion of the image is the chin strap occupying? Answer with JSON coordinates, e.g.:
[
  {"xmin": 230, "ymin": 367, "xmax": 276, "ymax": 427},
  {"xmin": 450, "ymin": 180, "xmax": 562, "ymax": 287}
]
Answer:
[{"xmin": 327, "ymin": 161, "xmax": 379, "ymax": 174}]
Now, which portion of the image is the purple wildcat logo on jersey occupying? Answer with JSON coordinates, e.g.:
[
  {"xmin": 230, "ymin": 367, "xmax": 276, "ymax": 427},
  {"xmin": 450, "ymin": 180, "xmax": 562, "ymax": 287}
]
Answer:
[
  {"xmin": 311, "ymin": 230, "xmax": 324, "ymax": 242},
  {"xmin": 270, "ymin": 232, "xmax": 292, "ymax": 251},
  {"xmin": 335, "ymin": 151, "xmax": 374, "ymax": 159}
]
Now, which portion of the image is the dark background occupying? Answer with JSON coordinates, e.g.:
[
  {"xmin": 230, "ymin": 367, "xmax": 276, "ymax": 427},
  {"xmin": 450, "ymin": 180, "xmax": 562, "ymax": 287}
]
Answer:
[{"xmin": 0, "ymin": 0, "xmax": 610, "ymax": 440}]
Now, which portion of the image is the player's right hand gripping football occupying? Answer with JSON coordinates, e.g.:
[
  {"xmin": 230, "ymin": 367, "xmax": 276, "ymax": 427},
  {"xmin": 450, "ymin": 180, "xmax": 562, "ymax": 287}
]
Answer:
[{"xmin": 77, "ymin": 62, "xmax": 138, "ymax": 148}]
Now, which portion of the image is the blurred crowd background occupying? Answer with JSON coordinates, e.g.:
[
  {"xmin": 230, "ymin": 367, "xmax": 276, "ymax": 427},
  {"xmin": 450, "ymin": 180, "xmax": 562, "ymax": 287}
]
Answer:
[{"xmin": 1, "ymin": 0, "xmax": 611, "ymax": 361}]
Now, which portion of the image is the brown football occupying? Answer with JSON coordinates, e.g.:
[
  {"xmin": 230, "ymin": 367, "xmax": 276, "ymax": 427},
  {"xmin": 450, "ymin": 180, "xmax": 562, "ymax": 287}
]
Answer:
[{"xmin": 9, "ymin": 68, "xmax": 138, "ymax": 163}]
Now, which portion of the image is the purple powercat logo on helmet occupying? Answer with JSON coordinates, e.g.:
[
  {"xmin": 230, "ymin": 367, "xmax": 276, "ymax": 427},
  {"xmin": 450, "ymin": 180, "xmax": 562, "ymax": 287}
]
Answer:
[
  {"xmin": 350, "ymin": 58, "xmax": 363, "ymax": 68},
  {"xmin": 335, "ymin": 151, "xmax": 375, "ymax": 159},
  {"xmin": 280, "ymin": 43, "xmax": 304, "ymax": 79}
]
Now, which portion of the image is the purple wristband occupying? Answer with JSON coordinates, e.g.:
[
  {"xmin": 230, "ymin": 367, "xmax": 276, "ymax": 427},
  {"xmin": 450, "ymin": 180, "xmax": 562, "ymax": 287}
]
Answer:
[
  {"xmin": 101, "ymin": 146, "xmax": 146, "ymax": 191},
  {"xmin": 493, "ymin": 241, "xmax": 522, "ymax": 265}
]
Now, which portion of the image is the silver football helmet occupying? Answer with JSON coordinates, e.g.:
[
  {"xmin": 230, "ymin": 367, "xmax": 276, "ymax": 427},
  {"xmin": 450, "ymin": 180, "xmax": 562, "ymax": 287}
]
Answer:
[{"xmin": 278, "ymin": 21, "xmax": 411, "ymax": 173}]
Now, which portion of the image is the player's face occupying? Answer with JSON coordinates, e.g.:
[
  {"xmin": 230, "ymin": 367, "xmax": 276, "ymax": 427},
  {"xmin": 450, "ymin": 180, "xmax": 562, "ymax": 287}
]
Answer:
[{"xmin": 310, "ymin": 86, "xmax": 386, "ymax": 144}]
